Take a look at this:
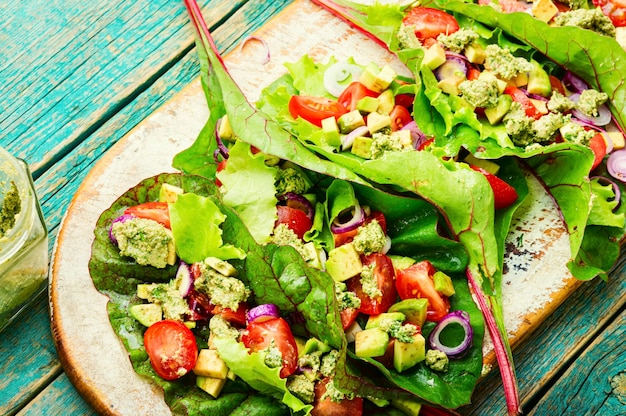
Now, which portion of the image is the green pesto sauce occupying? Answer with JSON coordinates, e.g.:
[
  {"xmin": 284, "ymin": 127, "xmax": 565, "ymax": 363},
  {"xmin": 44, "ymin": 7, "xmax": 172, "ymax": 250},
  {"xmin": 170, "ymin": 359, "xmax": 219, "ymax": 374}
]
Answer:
[{"xmin": 0, "ymin": 181, "xmax": 21, "ymax": 238}]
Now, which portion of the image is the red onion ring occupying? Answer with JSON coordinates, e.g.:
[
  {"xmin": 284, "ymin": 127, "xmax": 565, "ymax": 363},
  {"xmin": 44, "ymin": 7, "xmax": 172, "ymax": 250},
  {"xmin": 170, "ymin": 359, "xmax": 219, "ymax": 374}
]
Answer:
[
  {"xmin": 177, "ymin": 262, "xmax": 194, "ymax": 297},
  {"xmin": 239, "ymin": 36, "xmax": 270, "ymax": 64},
  {"xmin": 434, "ymin": 53, "xmax": 469, "ymax": 81},
  {"xmin": 569, "ymin": 94, "xmax": 612, "ymax": 127},
  {"xmin": 607, "ymin": 149, "xmax": 626, "ymax": 183},
  {"xmin": 401, "ymin": 121, "xmax": 427, "ymax": 149},
  {"xmin": 428, "ymin": 310, "xmax": 473, "ymax": 359},
  {"xmin": 247, "ymin": 303, "xmax": 280, "ymax": 324},
  {"xmin": 341, "ymin": 125, "xmax": 370, "ymax": 151},
  {"xmin": 330, "ymin": 206, "xmax": 365, "ymax": 234},
  {"xmin": 591, "ymin": 176, "xmax": 622, "ymax": 211},
  {"xmin": 280, "ymin": 192, "xmax": 315, "ymax": 222},
  {"xmin": 562, "ymin": 71, "xmax": 589, "ymax": 93}
]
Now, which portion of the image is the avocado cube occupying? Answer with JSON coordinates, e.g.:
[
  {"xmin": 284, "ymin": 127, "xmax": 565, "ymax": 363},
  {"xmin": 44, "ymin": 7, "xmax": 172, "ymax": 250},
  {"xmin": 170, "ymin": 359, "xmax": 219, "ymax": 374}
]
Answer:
[
  {"xmin": 433, "ymin": 271, "xmax": 456, "ymax": 296},
  {"xmin": 370, "ymin": 65, "xmax": 397, "ymax": 93},
  {"xmin": 136, "ymin": 283, "xmax": 157, "ymax": 300},
  {"xmin": 479, "ymin": 71, "xmax": 507, "ymax": 93},
  {"xmin": 484, "ymin": 94, "xmax": 513, "ymax": 125},
  {"xmin": 321, "ymin": 116, "xmax": 341, "ymax": 148},
  {"xmin": 393, "ymin": 333, "xmax": 426, "ymax": 373},
  {"xmin": 376, "ymin": 89, "xmax": 395, "ymax": 114},
  {"xmin": 359, "ymin": 62, "xmax": 381, "ymax": 92},
  {"xmin": 464, "ymin": 42, "xmax": 486, "ymax": 65},
  {"xmin": 159, "ymin": 183, "xmax": 184, "ymax": 203},
  {"xmin": 196, "ymin": 376, "xmax": 227, "ymax": 398},
  {"xmin": 367, "ymin": 111, "xmax": 391, "ymax": 134},
  {"xmin": 356, "ymin": 96, "xmax": 379, "ymax": 114},
  {"xmin": 217, "ymin": 114, "xmax": 235, "ymax": 141},
  {"xmin": 303, "ymin": 242, "xmax": 322, "ymax": 269},
  {"xmin": 184, "ymin": 321, "xmax": 196, "ymax": 329},
  {"xmin": 194, "ymin": 349, "xmax": 229, "ymax": 379},
  {"xmin": 392, "ymin": 130, "xmax": 413, "ymax": 149},
  {"xmin": 527, "ymin": 59, "xmax": 552, "ymax": 97},
  {"xmin": 389, "ymin": 255, "xmax": 416, "ymax": 270},
  {"xmin": 437, "ymin": 76, "xmax": 464, "ymax": 96},
  {"xmin": 464, "ymin": 153, "xmax": 500, "ymax": 175},
  {"xmin": 365, "ymin": 312, "xmax": 406, "ymax": 330},
  {"xmin": 532, "ymin": 0, "xmax": 559, "ymax": 23},
  {"xmin": 388, "ymin": 299, "xmax": 429, "ymax": 328},
  {"xmin": 337, "ymin": 110, "xmax": 366, "ymax": 134},
  {"xmin": 423, "ymin": 42, "xmax": 447, "ymax": 70},
  {"xmin": 511, "ymin": 71, "xmax": 529, "ymax": 88},
  {"xmin": 606, "ymin": 131, "xmax": 625, "ymax": 150},
  {"xmin": 129, "ymin": 303, "xmax": 162, "ymax": 327},
  {"xmin": 204, "ymin": 256, "xmax": 237, "ymax": 276},
  {"xmin": 303, "ymin": 337, "xmax": 332, "ymax": 354},
  {"xmin": 355, "ymin": 328, "xmax": 390, "ymax": 357},
  {"xmin": 326, "ymin": 243, "xmax": 363, "ymax": 282},
  {"xmin": 351, "ymin": 136, "xmax": 373, "ymax": 159},
  {"xmin": 391, "ymin": 396, "xmax": 423, "ymax": 416}
]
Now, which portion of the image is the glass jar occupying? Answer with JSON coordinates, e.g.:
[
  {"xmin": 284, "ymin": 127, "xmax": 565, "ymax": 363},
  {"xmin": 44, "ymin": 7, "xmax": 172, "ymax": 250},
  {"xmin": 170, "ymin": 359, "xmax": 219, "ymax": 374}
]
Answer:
[{"xmin": 0, "ymin": 146, "xmax": 48, "ymax": 332}]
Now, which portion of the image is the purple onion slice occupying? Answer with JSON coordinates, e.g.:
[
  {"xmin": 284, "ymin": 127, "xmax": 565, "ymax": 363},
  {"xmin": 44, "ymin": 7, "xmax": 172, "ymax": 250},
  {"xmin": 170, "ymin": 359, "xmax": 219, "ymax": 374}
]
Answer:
[
  {"xmin": 247, "ymin": 303, "xmax": 280, "ymax": 324},
  {"xmin": 562, "ymin": 71, "xmax": 589, "ymax": 93},
  {"xmin": 428, "ymin": 310, "xmax": 473, "ymax": 359},
  {"xmin": 330, "ymin": 205, "xmax": 365, "ymax": 234},
  {"xmin": 434, "ymin": 53, "xmax": 469, "ymax": 81},
  {"xmin": 607, "ymin": 149, "xmax": 626, "ymax": 183},
  {"xmin": 177, "ymin": 262, "xmax": 194, "ymax": 297},
  {"xmin": 108, "ymin": 213, "xmax": 135, "ymax": 246},
  {"xmin": 341, "ymin": 125, "xmax": 370, "ymax": 151},
  {"xmin": 281, "ymin": 192, "xmax": 315, "ymax": 222}
]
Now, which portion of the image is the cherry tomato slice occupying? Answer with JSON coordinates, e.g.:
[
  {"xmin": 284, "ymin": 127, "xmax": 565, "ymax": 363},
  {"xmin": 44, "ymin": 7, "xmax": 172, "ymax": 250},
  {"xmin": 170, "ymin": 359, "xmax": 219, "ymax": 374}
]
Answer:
[
  {"xmin": 470, "ymin": 165, "xmax": 519, "ymax": 210},
  {"xmin": 593, "ymin": 0, "xmax": 626, "ymax": 26},
  {"xmin": 311, "ymin": 378, "xmax": 364, "ymax": 416},
  {"xmin": 340, "ymin": 307, "xmax": 359, "ymax": 330},
  {"xmin": 402, "ymin": 7, "xmax": 460, "ymax": 42},
  {"xmin": 333, "ymin": 211, "xmax": 387, "ymax": 247},
  {"xmin": 124, "ymin": 201, "xmax": 170, "ymax": 229},
  {"xmin": 395, "ymin": 93, "xmax": 415, "ymax": 109},
  {"xmin": 144, "ymin": 320, "xmax": 198, "ymax": 380},
  {"xmin": 276, "ymin": 205, "xmax": 312, "ymax": 240},
  {"xmin": 212, "ymin": 301, "xmax": 249, "ymax": 327},
  {"xmin": 241, "ymin": 317, "xmax": 298, "ymax": 378},
  {"xmin": 338, "ymin": 82, "xmax": 378, "ymax": 112},
  {"xmin": 549, "ymin": 75, "xmax": 566, "ymax": 96},
  {"xmin": 215, "ymin": 159, "xmax": 227, "ymax": 187},
  {"xmin": 396, "ymin": 260, "xmax": 450, "ymax": 322},
  {"xmin": 289, "ymin": 95, "xmax": 347, "ymax": 127},
  {"xmin": 347, "ymin": 253, "xmax": 397, "ymax": 315},
  {"xmin": 389, "ymin": 105, "xmax": 413, "ymax": 131},
  {"xmin": 589, "ymin": 133, "xmax": 607, "ymax": 171},
  {"xmin": 503, "ymin": 85, "xmax": 543, "ymax": 120}
]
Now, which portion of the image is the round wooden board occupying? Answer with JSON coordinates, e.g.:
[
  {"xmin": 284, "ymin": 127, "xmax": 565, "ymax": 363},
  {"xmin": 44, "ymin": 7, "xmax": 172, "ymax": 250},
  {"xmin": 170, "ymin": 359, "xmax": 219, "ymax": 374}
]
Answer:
[{"xmin": 49, "ymin": 0, "xmax": 579, "ymax": 413}]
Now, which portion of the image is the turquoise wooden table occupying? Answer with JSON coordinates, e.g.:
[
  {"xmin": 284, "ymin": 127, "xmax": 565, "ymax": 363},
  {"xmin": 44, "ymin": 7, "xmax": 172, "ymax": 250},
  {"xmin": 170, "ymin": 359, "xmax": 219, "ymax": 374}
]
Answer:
[{"xmin": 0, "ymin": 0, "xmax": 624, "ymax": 415}]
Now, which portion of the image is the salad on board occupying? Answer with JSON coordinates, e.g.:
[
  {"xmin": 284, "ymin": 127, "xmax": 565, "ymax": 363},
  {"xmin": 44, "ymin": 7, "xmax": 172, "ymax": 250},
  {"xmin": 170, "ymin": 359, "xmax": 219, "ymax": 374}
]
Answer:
[{"xmin": 88, "ymin": 0, "xmax": 626, "ymax": 415}]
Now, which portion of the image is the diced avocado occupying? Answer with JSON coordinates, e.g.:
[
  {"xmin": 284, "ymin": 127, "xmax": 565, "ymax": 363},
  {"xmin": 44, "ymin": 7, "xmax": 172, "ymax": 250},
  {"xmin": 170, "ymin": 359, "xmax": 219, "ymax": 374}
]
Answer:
[
  {"xmin": 136, "ymin": 283, "xmax": 157, "ymax": 300},
  {"xmin": 530, "ymin": 98, "xmax": 549, "ymax": 115},
  {"xmin": 303, "ymin": 337, "xmax": 332, "ymax": 354},
  {"xmin": 194, "ymin": 349, "xmax": 229, "ymax": 379},
  {"xmin": 321, "ymin": 116, "xmax": 341, "ymax": 148},
  {"xmin": 360, "ymin": 64, "xmax": 397, "ymax": 93},
  {"xmin": 606, "ymin": 131, "xmax": 625, "ymax": 150},
  {"xmin": 376, "ymin": 89, "xmax": 395, "ymax": 114},
  {"xmin": 365, "ymin": 312, "xmax": 406, "ymax": 329},
  {"xmin": 337, "ymin": 110, "xmax": 366, "ymax": 134},
  {"xmin": 437, "ymin": 76, "xmax": 464, "ymax": 96},
  {"xmin": 511, "ymin": 71, "xmax": 529, "ymax": 88},
  {"xmin": 393, "ymin": 333, "xmax": 426, "ymax": 373},
  {"xmin": 391, "ymin": 395, "xmax": 423, "ymax": 416},
  {"xmin": 388, "ymin": 299, "xmax": 429, "ymax": 328},
  {"xmin": 184, "ymin": 321, "xmax": 196, "ymax": 329},
  {"xmin": 484, "ymin": 94, "xmax": 513, "ymax": 125},
  {"xmin": 423, "ymin": 42, "xmax": 447, "ymax": 70},
  {"xmin": 227, "ymin": 370, "xmax": 237, "ymax": 381},
  {"xmin": 464, "ymin": 153, "xmax": 500, "ymax": 175},
  {"xmin": 389, "ymin": 255, "xmax": 416, "ymax": 271},
  {"xmin": 464, "ymin": 42, "xmax": 486, "ymax": 65},
  {"xmin": 159, "ymin": 183, "xmax": 183, "ymax": 203},
  {"xmin": 196, "ymin": 376, "xmax": 227, "ymax": 398},
  {"xmin": 356, "ymin": 96, "xmax": 379, "ymax": 114},
  {"xmin": 433, "ymin": 271, "xmax": 456, "ymax": 296},
  {"xmin": 129, "ymin": 303, "xmax": 162, "ymax": 327},
  {"xmin": 294, "ymin": 336, "xmax": 307, "ymax": 357},
  {"xmin": 479, "ymin": 71, "xmax": 507, "ymax": 93},
  {"xmin": 532, "ymin": 0, "xmax": 559, "ymax": 23},
  {"xmin": 217, "ymin": 114, "xmax": 235, "ymax": 141},
  {"xmin": 351, "ymin": 136, "xmax": 373, "ymax": 159},
  {"xmin": 303, "ymin": 242, "xmax": 323, "ymax": 269},
  {"xmin": 527, "ymin": 59, "xmax": 552, "ymax": 97},
  {"xmin": 326, "ymin": 243, "xmax": 363, "ymax": 282},
  {"xmin": 367, "ymin": 111, "xmax": 391, "ymax": 134},
  {"xmin": 204, "ymin": 257, "xmax": 237, "ymax": 276},
  {"xmin": 345, "ymin": 320, "xmax": 363, "ymax": 343},
  {"xmin": 354, "ymin": 327, "xmax": 390, "ymax": 357},
  {"xmin": 359, "ymin": 62, "xmax": 381, "ymax": 92},
  {"xmin": 392, "ymin": 130, "xmax": 413, "ymax": 148}
]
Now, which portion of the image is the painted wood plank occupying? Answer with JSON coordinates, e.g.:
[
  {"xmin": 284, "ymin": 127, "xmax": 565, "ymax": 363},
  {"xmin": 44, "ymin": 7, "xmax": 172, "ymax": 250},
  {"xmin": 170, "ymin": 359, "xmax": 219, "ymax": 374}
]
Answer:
[{"xmin": 17, "ymin": 373, "xmax": 97, "ymax": 416}]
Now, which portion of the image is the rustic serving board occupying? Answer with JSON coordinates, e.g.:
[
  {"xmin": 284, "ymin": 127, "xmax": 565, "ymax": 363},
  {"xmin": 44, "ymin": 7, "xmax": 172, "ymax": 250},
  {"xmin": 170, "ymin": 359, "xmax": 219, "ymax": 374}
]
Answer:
[{"xmin": 49, "ymin": 1, "xmax": 579, "ymax": 414}]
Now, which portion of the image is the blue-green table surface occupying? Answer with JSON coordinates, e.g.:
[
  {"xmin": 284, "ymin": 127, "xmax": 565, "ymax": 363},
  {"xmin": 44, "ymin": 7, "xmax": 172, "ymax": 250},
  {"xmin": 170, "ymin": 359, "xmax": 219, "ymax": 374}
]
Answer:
[{"xmin": 0, "ymin": 1, "xmax": 624, "ymax": 415}]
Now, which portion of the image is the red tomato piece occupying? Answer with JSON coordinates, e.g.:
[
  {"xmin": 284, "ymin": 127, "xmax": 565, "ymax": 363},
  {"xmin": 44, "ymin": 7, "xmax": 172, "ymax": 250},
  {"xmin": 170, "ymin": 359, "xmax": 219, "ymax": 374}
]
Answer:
[
  {"xmin": 215, "ymin": 159, "xmax": 227, "ymax": 187},
  {"xmin": 338, "ymin": 82, "xmax": 378, "ymax": 112},
  {"xmin": 276, "ymin": 205, "xmax": 312, "ymax": 240},
  {"xmin": 589, "ymin": 133, "xmax": 607, "ymax": 171},
  {"xmin": 332, "ymin": 211, "xmax": 387, "ymax": 247},
  {"xmin": 288, "ymin": 95, "xmax": 347, "ymax": 127},
  {"xmin": 593, "ymin": 0, "xmax": 626, "ymax": 26},
  {"xmin": 503, "ymin": 86, "xmax": 542, "ymax": 120},
  {"xmin": 395, "ymin": 93, "xmax": 415, "ymax": 109},
  {"xmin": 144, "ymin": 320, "xmax": 198, "ymax": 380},
  {"xmin": 396, "ymin": 260, "xmax": 450, "ymax": 322},
  {"xmin": 124, "ymin": 201, "xmax": 170, "ymax": 229},
  {"xmin": 340, "ymin": 307, "xmax": 359, "ymax": 330},
  {"xmin": 467, "ymin": 67, "xmax": 481, "ymax": 81},
  {"xmin": 470, "ymin": 166, "xmax": 519, "ymax": 210},
  {"xmin": 241, "ymin": 317, "xmax": 298, "ymax": 378},
  {"xmin": 549, "ymin": 75, "xmax": 566, "ymax": 96},
  {"xmin": 402, "ymin": 7, "xmax": 459, "ymax": 42},
  {"xmin": 311, "ymin": 378, "xmax": 364, "ymax": 416},
  {"xmin": 212, "ymin": 302, "xmax": 249, "ymax": 327},
  {"xmin": 389, "ymin": 105, "xmax": 413, "ymax": 131},
  {"xmin": 346, "ymin": 253, "xmax": 397, "ymax": 315}
]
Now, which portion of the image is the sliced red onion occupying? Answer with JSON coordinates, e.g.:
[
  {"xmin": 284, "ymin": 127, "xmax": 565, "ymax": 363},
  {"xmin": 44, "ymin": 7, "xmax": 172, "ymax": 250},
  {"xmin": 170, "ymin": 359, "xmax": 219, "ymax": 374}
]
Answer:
[
  {"xmin": 239, "ymin": 36, "xmax": 270, "ymax": 64},
  {"xmin": 247, "ymin": 303, "xmax": 280, "ymax": 324},
  {"xmin": 187, "ymin": 288, "xmax": 213, "ymax": 321},
  {"xmin": 281, "ymin": 192, "xmax": 315, "ymax": 221},
  {"xmin": 323, "ymin": 62, "xmax": 362, "ymax": 97},
  {"xmin": 401, "ymin": 121, "xmax": 427, "ymax": 149},
  {"xmin": 177, "ymin": 262, "xmax": 194, "ymax": 297},
  {"xmin": 214, "ymin": 118, "xmax": 230, "ymax": 161},
  {"xmin": 562, "ymin": 71, "xmax": 589, "ymax": 93},
  {"xmin": 434, "ymin": 53, "xmax": 469, "ymax": 81},
  {"xmin": 341, "ymin": 125, "xmax": 370, "ymax": 151},
  {"xmin": 607, "ymin": 149, "xmax": 626, "ymax": 182},
  {"xmin": 569, "ymin": 94, "xmax": 612, "ymax": 127},
  {"xmin": 108, "ymin": 213, "xmax": 135, "ymax": 246},
  {"xmin": 381, "ymin": 235, "xmax": 392, "ymax": 254},
  {"xmin": 428, "ymin": 310, "xmax": 473, "ymax": 359},
  {"xmin": 330, "ymin": 206, "xmax": 366, "ymax": 234},
  {"xmin": 591, "ymin": 176, "xmax": 621, "ymax": 211}
]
